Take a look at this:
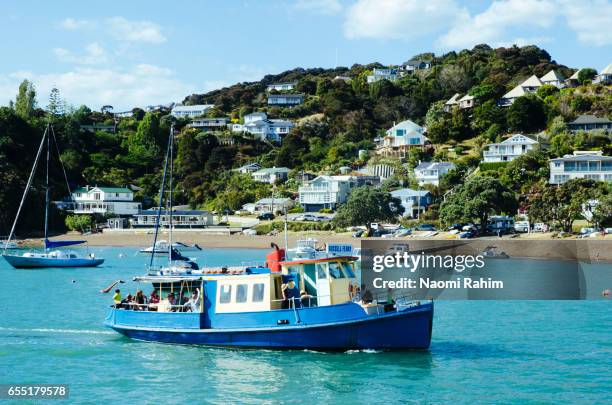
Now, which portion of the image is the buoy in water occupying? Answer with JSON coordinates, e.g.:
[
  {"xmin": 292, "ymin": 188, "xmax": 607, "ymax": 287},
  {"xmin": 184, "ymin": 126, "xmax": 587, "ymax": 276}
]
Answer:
[{"xmin": 602, "ymin": 289, "xmax": 610, "ymax": 297}]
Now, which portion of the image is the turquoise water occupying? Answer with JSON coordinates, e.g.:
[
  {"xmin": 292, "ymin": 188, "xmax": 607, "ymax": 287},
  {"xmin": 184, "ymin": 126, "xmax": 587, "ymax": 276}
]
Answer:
[{"xmin": 0, "ymin": 247, "xmax": 610, "ymax": 404}]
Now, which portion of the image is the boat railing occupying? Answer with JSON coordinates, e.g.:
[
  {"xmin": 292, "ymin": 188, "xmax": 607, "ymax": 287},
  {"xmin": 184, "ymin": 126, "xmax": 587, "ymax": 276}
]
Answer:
[{"xmin": 113, "ymin": 302, "xmax": 201, "ymax": 313}]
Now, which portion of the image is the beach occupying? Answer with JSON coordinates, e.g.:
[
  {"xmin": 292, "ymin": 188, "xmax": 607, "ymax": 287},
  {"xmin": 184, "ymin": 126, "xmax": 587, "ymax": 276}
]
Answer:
[{"xmin": 18, "ymin": 230, "xmax": 612, "ymax": 262}]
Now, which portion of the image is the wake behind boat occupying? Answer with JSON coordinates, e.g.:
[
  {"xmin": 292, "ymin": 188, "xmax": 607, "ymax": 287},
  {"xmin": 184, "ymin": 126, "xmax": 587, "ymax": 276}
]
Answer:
[{"xmin": 1, "ymin": 124, "xmax": 104, "ymax": 269}]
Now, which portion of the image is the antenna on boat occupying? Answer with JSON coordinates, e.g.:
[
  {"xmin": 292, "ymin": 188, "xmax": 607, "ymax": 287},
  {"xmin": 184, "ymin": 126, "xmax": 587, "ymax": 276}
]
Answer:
[{"xmin": 167, "ymin": 123, "xmax": 175, "ymax": 268}]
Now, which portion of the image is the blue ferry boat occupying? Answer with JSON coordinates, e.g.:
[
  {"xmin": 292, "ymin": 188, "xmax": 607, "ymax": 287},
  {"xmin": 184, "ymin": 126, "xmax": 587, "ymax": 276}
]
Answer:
[{"xmin": 104, "ymin": 252, "xmax": 433, "ymax": 350}]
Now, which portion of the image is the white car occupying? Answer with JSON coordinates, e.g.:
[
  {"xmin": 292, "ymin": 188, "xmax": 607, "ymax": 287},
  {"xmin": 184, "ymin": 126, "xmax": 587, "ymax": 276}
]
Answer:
[{"xmin": 514, "ymin": 221, "xmax": 530, "ymax": 233}]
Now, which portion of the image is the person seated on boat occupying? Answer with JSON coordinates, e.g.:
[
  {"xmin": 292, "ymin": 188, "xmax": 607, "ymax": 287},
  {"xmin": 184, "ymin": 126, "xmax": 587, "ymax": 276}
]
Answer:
[
  {"xmin": 120, "ymin": 294, "xmax": 134, "ymax": 309},
  {"xmin": 167, "ymin": 293, "xmax": 176, "ymax": 311},
  {"xmin": 149, "ymin": 290, "xmax": 160, "ymax": 304},
  {"xmin": 113, "ymin": 289, "xmax": 122, "ymax": 307},
  {"xmin": 300, "ymin": 290, "xmax": 313, "ymax": 307},
  {"xmin": 134, "ymin": 290, "xmax": 148, "ymax": 310},
  {"xmin": 360, "ymin": 284, "xmax": 373, "ymax": 304},
  {"xmin": 286, "ymin": 280, "xmax": 300, "ymax": 308},
  {"xmin": 183, "ymin": 288, "xmax": 201, "ymax": 312}
]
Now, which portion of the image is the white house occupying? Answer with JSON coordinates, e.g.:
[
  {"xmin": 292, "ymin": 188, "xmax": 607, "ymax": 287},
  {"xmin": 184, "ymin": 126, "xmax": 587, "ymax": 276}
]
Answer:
[
  {"xmin": 444, "ymin": 93, "xmax": 461, "ymax": 111},
  {"xmin": 298, "ymin": 175, "xmax": 357, "ymax": 212},
  {"xmin": 458, "ymin": 94, "xmax": 475, "ymax": 109},
  {"xmin": 414, "ymin": 162, "xmax": 455, "ymax": 186},
  {"xmin": 237, "ymin": 112, "xmax": 294, "ymax": 142},
  {"xmin": 549, "ymin": 151, "xmax": 612, "ymax": 184},
  {"xmin": 367, "ymin": 68, "xmax": 400, "ymax": 83},
  {"xmin": 267, "ymin": 94, "xmax": 304, "ymax": 106},
  {"xmin": 401, "ymin": 59, "xmax": 432, "ymax": 72},
  {"xmin": 188, "ymin": 117, "xmax": 230, "ymax": 131},
  {"xmin": 252, "ymin": 167, "xmax": 290, "ymax": 184},
  {"xmin": 234, "ymin": 162, "xmax": 262, "ymax": 174},
  {"xmin": 390, "ymin": 189, "xmax": 432, "ymax": 219},
  {"xmin": 594, "ymin": 63, "xmax": 612, "ymax": 84},
  {"xmin": 253, "ymin": 197, "xmax": 295, "ymax": 213},
  {"xmin": 483, "ymin": 134, "xmax": 539, "ymax": 163},
  {"xmin": 71, "ymin": 186, "xmax": 141, "ymax": 215},
  {"xmin": 266, "ymin": 82, "xmax": 297, "ymax": 92},
  {"xmin": 498, "ymin": 75, "xmax": 543, "ymax": 106},
  {"xmin": 377, "ymin": 120, "xmax": 428, "ymax": 158},
  {"xmin": 170, "ymin": 104, "xmax": 215, "ymax": 118},
  {"xmin": 131, "ymin": 209, "xmax": 214, "ymax": 228},
  {"xmin": 540, "ymin": 70, "xmax": 565, "ymax": 88}
]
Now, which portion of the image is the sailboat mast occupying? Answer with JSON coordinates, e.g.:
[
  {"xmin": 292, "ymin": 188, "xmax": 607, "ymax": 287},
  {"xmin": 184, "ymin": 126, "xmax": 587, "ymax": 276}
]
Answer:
[
  {"xmin": 44, "ymin": 124, "xmax": 51, "ymax": 250},
  {"xmin": 3, "ymin": 127, "xmax": 47, "ymax": 252},
  {"xmin": 168, "ymin": 124, "xmax": 174, "ymax": 264}
]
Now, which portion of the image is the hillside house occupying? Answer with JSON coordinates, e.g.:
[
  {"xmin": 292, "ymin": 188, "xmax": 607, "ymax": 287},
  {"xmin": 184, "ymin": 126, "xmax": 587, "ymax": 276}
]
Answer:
[
  {"xmin": 367, "ymin": 68, "xmax": 400, "ymax": 83},
  {"xmin": 594, "ymin": 63, "xmax": 612, "ymax": 84},
  {"xmin": 298, "ymin": 175, "xmax": 357, "ymax": 212},
  {"xmin": 70, "ymin": 186, "xmax": 141, "ymax": 215},
  {"xmin": 567, "ymin": 115, "xmax": 612, "ymax": 132},
  {"xmin": 170, "ymin": 104, "xmax": 214, "ymax": 118},
  {"xmin": 377, "ymin": 120, "xmax": 428, "ymax": 158},
  {"xmin": 267, "ymin": 94, "xmax": 304, "ymax": 106},
  {"xmin": 390, "ymin": 188, "xmax": 432, "ymax": 219},
  {"xmin": 483, "ymin": 134, "xmax": 539, "ymax": 162},
  {"xmin": 266, "ymin": 82, "xmax": 297, "ymax": 92},
  {"xmin": 549, "ymin": 151, "xmax": 612, "ymax": 184},
  {"xmin": 414, "ymin": 162, "xmax": 455, "ymax": 186},
  {"xmin": 252, "ymin": 167, "xmax": 290, "ymax": 184}
]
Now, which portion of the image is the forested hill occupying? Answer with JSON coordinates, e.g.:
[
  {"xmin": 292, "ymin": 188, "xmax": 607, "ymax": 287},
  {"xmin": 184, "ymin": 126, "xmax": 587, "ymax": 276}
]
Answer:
[{"xmin": 1, "ymin": 44, "xmax": 610, "ymax": 235}]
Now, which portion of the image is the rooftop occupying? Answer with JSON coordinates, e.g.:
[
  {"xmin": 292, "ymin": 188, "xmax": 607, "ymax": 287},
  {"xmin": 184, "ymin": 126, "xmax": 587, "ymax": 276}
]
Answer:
[
  {"xmin": 171, "ymin": 104, "xmax": 214, "ymax": 112},
  {"xmin": 253, "ymin": 167, "xmax": 290, "ymax": 174},
  {"xmin": 540, "ymin": 70, "xmax": 565, "ymax": 82},
  {"xmin": 390, "ymin": 188, "xmax": 431, "ymax": 197},
  {"xmin": 570, "ymin": 114, "xmax": 612, "ymax": 125},
  {"xmin": 415, "ymin": 161, "xmax": 456, "ymax": 171},
  {"xmin": 73, "ymin": 186, "xmax": 132, "ymax": 194}
]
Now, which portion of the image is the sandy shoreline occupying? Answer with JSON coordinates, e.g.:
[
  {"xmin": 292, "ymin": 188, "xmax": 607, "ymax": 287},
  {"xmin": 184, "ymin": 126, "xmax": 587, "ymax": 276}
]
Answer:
[{"xmin": 16, "ymin": 230, "xmax": 612, "ymax": 262}]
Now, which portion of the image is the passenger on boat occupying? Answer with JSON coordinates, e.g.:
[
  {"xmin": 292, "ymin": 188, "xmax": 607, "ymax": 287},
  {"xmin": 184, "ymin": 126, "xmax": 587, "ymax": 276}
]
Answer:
[
  {"xmin": 135, "ymin": 290, "xmax": 148, "ymax": 310},
  {"xmin": 167, "ymin": 293, "xmax": 176, "ymax": 311},
  {"xmin": 300, "ymin": 290, "xmax": 313, "ymax": 307},
  {"xmin": 286, "ymin": 280, "xmax": 300, "ymax": 308},
  {"xmin": 120, "ymin": 294, "xmax": 133, "ymax": 309},
  {"xmin": 149, "ymin": 290, "xmax": 160, "ymax": 304},
  {"xmin": 281, "ymin": 284, "xmax": 289, "ymax": 309},
  {"xmin": 360, "ymin": 284, "xmax": 373, "ymax": 304},
  {"xmin": 183, "ymin": 288, "xmax": 201, "ymax": 312},
  {"xmin": 113, "ymin": 289, "xmax": 122, "ymax": 306}
]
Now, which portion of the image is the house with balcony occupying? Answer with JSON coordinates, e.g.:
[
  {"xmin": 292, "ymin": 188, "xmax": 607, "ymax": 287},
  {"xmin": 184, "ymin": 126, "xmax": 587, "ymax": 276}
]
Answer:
[
  {"xmin": 414, "ymin": 162, "xmax": 455, "ymax": 186},
  {"xmin": 131, "ymin": 209, "xmax": 214, "ymax": 228},
  {"xmin": 498, "ymin": 75, "xmax": 543, "ymax": 106},
  {"xmin": 377, "ymin": 120, "xmax": 428, "ymax": 158},
  {"xmin": 267, "ymin": 94, "xmax": 304, "ymax": 107},
  {"xmin": 483, "ymin": 134, "xmax": 539, "ymax": 162},
  {"xmin": 236, "ymin": 112, "xmax": 294, "ymax": 142},
  {"xmin": 390, "ymin": 188, "xmax": 432, "ymax": 219},
  {"xmin": 188, "ymin": 117, "xmax": 230, "ymax": 131},
  {"xmin": 266, "ymin": 82, "xmax": 297, "ymax": 92},
  {"xmin": 252, "ymin": 167, "xmax": 290, "ymax": 184},
  {"xmin": 234, "ymin": 162, "xmax": 262, "ymax": 174},
  {"xmin": 444, "ymin": 93, "xmax": 461, "ymax": 112},
  {"xmin": 567, "ymin": 115, "xmax": 612, "ymax": 132},
  {"xmin": 594, "ymin": 63, "xmax": 612, "ymax": 84},
  {"xmin": 401, "ymin": 59, "xmax": 432, "ymax": 72},
  {"xmin": 458, "ymin": 94, "xmax": 475, "ymax": 109},
  {"xmin": 367, "ymin": 68, "xmax": 400, "ymax": 83},
  {"xmin": 298, "ymin": 175, "xmax": 357, "ymax": 212},
  {"xmin": 170, "ymin": 104, "xmax": 215, "ymax": 118},
  {"xmin": 549, "ymin": 151, "xmax": 612, "ymax": 184},
  {"xmin": 70, "ymin": 186, "xmax": 141, "ymax": 215}
]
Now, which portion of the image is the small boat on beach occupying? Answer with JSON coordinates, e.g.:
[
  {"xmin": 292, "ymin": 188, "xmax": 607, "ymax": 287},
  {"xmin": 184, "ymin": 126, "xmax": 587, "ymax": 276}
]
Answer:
[
  {"xmin": 1, "ymin": 124, "xmax": 104, "ymax": 269},
  {"xmin": 481, "ymin": 246, "xmax": 510, "ymax": 259}
]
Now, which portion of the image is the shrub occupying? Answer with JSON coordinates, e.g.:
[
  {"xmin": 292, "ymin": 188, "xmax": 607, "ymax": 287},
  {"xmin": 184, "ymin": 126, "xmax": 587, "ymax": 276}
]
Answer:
[
  {"xmin": 65, "ymin": 214, "xmax": 93, "ymax": 232},
  {"xmin": 479, "ymin": 161, "xmax": 509, "ymax": 172},
  {"xmin": 319, "ymin": 208, "xmax": 333, "ymax": 213}
]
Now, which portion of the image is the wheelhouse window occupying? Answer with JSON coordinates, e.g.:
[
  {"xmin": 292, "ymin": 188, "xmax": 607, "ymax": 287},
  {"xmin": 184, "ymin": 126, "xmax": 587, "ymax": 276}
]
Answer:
[
  {"xmin": 219, "ymin": 285, "xmax": 232, "ymax": 303},
  {"xmin": 341, "ymin": 262, "xmax": 355, "ymax": 278},
  {"xmin": 236, "ymin": 284, "xmax": 248, "ymax": 303},
  {"xmin": 316, "ymin": 263, "xmax": 327, "ymax": 279},
  {"xmin": 328, "ymin": 262, "xmax": 345, "ymax": 279},
  {"xmin": 252, "ymin": 283, "xmax": 265, "ymax": 302}
]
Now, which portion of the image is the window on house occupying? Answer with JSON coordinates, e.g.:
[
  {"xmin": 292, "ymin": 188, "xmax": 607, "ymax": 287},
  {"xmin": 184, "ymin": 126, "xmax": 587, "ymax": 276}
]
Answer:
[
  {"xmin": 252, "ymin": 283, "xmax": 265, "ymax": 302},
  {"xmin": 219, "ymin": 285, "xmax": 232, "ymax": 303},
  {"xmin": 236, "ymin": 284, "xmax": 248, "ymax": 303}
]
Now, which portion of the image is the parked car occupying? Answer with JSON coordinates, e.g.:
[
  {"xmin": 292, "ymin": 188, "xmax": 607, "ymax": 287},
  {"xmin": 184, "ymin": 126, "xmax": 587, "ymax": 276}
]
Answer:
[
  {"xmin": 415, "ymin": 224, "xmax": 436, "ymax": 232},
  {"xmin": 257, "ymin": 212, "xmax": 275, "ymax": 220},
  {"xmin": 533, "ymin": 223, "xmax": 548, "ymax": 232},
  {"xmin": 352, "ymin": 229, "xmax": 365, "ymax": 238},
  {"xmin": 459, "ymin": 231, "xmax": 475, "ymax": 238},
  {"xmin": 447, "ymin": 223, "xmax": 464, "ymax": 231},
  {"xmin": 316, "ymin": 216, "xmax": 331, "ymax": 222},
  {"xmin": 294, "ymin": 214, "xmax": 318, "ymax": 222},
  {"xmin": 514, "ymin": 221, "xmax": 530, "ymax": 233}
]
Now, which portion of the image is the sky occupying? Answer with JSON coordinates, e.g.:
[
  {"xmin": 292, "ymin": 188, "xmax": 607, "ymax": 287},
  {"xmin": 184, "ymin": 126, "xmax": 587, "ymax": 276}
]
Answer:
[{"xmin": 0, "ymin": 0, "xmax": 610, "ymax": 111}]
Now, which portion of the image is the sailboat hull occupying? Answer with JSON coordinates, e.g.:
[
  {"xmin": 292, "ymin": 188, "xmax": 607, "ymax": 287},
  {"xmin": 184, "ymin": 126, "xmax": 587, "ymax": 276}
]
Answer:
[{"xmin": 2, "ymin": 254, "xmax": 104, "ymax": 268}]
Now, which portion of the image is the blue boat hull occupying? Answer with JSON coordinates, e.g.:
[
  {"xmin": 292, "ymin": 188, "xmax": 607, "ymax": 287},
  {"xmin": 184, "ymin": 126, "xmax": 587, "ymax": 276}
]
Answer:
[
  {"xmin": 2, "ymin": 254, "xmax": 104, "ymax": 268},
  {"xmin": 105, "ymin": 303, "xmax": 433, "ymax": 350}
]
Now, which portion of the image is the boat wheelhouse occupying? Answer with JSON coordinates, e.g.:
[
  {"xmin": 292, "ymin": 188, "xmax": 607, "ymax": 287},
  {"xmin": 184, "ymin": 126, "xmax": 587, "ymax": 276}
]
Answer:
[{"xmin": 105, "ymin": 253, "xmax": 434, "ymax": 350}]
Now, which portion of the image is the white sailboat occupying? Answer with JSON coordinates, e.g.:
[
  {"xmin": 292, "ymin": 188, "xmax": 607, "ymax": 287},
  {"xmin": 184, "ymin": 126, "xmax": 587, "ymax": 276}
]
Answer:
[{"xmin": 2, "ymin": 124, "xmax": 104, "ymax": 269}]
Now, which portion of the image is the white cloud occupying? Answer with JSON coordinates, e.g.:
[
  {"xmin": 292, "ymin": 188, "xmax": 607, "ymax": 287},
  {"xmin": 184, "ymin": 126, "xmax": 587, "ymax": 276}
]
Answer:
[
  {"xmin": 437, "ymin": 0, "xmax": 557, "ymax": 49},
  {"xmin": 53, "ymin": 42, "xmax": 109, "ymax": 65},
  {"xmin": 293, "ymin": 0, "xmax": 342, "ymax": 15},
  {"xmin": 106, "ymin": 16, "xmax": 166, "ymax": 44},
  {"xmin": 0, "ymin": 65, "xmax": 192, "ymax": 110},
  {"xmin": 58, "ymin": 17, "xmax": 92, "ymax": 30},
  {"xmin": 559, "ymin": 0, "xmax": 612, "ymax": 46},
  {"xmin": 343, "ymin": 0, "xmax": 465, "ymax": 40}
]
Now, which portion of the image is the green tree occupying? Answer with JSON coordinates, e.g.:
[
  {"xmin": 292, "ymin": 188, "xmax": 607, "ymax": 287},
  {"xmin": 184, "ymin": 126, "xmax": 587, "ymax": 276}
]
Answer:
[
  {"xmin": 47, "ymin": 87, "xmax": 65, "ymax": 117},
  {"xmin": 333, "ymin": 187, "xmax": 404, "ymax": 231},
  {"xmin": 591, "ymin": 193, "xmax": 612, "ymax": 229},
  {"xmin": 529, "ymin": 179, "xmax": 602, "ymax": 232},
  {"xmin": 440, "ymin": 176, "xmax": 517, "ymax": 233},
  {"xmin": 127, "ymin": 113, "xmax": 162, "ymax": 162},
  {"xmin": 506, "ymin": 95, "xmax": 546, "ymax": 132},
  {"xmin": 14, "ymin": 79, "xmax": 37, "ymax": 118},
  {"xmin": 577, "ymin": 68, "xmax": 597, "ymax": 84},
  {"xmin": 65, "ymin": 214, "xmax": 93, "ymax": 232}
]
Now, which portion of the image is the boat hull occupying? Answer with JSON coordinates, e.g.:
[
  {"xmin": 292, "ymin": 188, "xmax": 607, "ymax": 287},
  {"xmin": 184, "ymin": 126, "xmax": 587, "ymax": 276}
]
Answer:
[
  {"xmin": 105, "ymin": 303, "xmax": 433, "ymax": 350},
  {"xmin": 2, "ymin": 254, "xmax": 104, "ymax": 268}
]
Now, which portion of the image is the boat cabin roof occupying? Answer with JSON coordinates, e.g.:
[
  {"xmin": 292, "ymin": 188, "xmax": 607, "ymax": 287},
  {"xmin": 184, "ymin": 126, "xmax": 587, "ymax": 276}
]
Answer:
[{"xmin": 280, "ymin": 255, "xmax": 358, "ymax": 266}]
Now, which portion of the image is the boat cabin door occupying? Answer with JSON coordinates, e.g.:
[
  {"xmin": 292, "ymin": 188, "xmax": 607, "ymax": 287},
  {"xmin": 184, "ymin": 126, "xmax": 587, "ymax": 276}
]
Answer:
[{"xmin": 315, "ymin": 263, "xmax": 331, "ymax": 306}]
